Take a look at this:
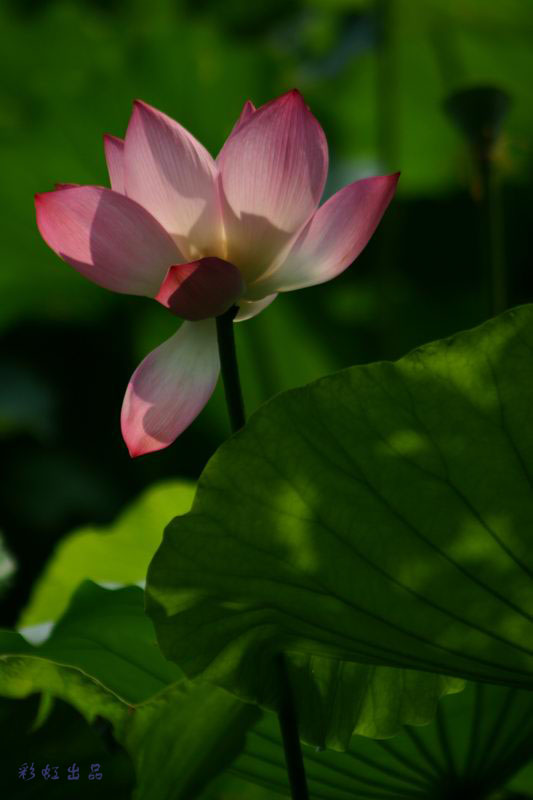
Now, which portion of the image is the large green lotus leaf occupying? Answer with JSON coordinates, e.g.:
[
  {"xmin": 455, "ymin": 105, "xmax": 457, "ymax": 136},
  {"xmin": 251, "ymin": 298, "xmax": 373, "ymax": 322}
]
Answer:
[
  {"xmin": 0, "ymin": 582, "xmax": 259, "ymax": 800},
  {"xmin": 119, "ymin": 681, "xmax": 259, "ymax": 800},
  {"xmin": 236, "ymin": 652, "xmax": 461, "ymax": 749},
  {"xmin": 11, "ymin": 581, "xmax": 182, "ymax": 703},
  {"xmin": 217, "ymin": 681, "xmax": 533, "ymax": 799},
  {"xmin": 147, "ymin": 305, "xmax": 533, "ymax": 748},
  {"xmin": 19, "ymin": 480, "xmax": 195, "ymax": 628}
]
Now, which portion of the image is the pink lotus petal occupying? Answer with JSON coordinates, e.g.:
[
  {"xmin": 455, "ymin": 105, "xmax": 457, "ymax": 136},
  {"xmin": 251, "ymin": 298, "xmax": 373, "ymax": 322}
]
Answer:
[
  {"xmin": 253, "ymin": 173, "xmax": 400, "ymax": 294},
  {"xmin": 235, "ymin": 293, "xmax": 277, "ymax": 322},
  {"xmin": 55, "ymin": 183, "xmax": 79, "ymax": 190},
  {"xmin": 155, "ymin": 257, "xmax": 245, "ymax": 321},
  {"xmin": 223, "ymin": 99, "xmax": 256, "ymax": 142},
  {"xmin": 35, "ymin": 186, "xmax": 181, "ymax": 295},
  {"xmin": 124, "ymin": 100, "xmax": 222, "ymax": 260},
  {"xmin": 217, "ymin": 89, "xmax": 328, "ymax": 284},
  {"xmin": 104, "ymin": 135, "xmax": 125, "ymax": 193},
  {"xmin": 121, "ymin": 320, "xmax": 219, "ymax": 457}
]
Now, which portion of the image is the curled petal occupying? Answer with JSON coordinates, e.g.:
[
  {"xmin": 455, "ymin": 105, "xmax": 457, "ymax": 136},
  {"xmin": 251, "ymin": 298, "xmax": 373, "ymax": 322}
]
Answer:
[
  {"xmin": 217, "ymin": 89, "xmax": 328, "ymax": 283},
  {"xmin": 35, "ymin": 186, "xmax": 181, "ymax": 295},
  {"xmin": 155, "ymin": 257, "xmax": 245, "ymax": 321},
  {"xmin": 253, "ymin": 173, "xmax": 400, "ymax": 294},
  {"xmin": 104, "ymin": 134, "xmax": 125, "ymax": 193},
  {"xmin": 235, "ymin": 293, "xmax": 277, "ymax": 322},
  {"xmin": 124, "ymin": 100, "xmax": 222, "ymax": 259},
  {"xmin": 121, "ymin": 320, "xmax": 219, "ymax": 457}
]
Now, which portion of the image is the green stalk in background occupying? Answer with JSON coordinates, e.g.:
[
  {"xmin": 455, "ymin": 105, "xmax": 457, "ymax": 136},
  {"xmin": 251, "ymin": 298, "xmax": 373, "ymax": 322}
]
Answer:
[
  {"xmin": 444, "ymin": 86, "xmax": 511, "ymax": 318},
  {"xmin": 374, "ymin": 0, "xmax": 403, "ymax": 359}
]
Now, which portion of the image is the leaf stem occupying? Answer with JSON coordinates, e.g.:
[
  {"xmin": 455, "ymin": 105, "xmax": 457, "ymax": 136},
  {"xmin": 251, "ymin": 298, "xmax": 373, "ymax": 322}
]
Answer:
[
  {"xmin": 276, "ymin": 654, "xmax": 310, "ymax": 800},
  {"xmin": 215, "ymin": 306, "xmax": 309, "ymax": 800}
]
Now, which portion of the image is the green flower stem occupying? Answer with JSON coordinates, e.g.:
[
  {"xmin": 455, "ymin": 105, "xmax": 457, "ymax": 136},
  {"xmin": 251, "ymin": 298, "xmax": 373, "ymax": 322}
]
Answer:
[
  {"xmin": 215, "ymin": 305, "xmax": 245, "ymax": 432},
  {"xmin": 215, "ymin": 305, "xmax": 310, "ymax": 800}
]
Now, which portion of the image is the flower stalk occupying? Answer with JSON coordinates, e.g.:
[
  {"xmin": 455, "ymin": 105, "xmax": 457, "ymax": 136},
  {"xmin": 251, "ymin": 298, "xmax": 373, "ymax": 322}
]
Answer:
[
  {"xmin": 215, "ymin": 308, "xmax": 309, "ymax": 800},
  {"xmin": 215, "ymin": 306, "xmax": 246, "ymax": 431}
]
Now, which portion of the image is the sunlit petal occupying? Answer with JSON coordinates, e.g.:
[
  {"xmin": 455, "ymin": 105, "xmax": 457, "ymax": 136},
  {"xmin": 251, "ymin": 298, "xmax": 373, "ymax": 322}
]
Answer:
[
  {"xmin": 103, "ymin": 134, "xmax": 125, "ymax": 193},
  {"xmin": 35, "ymin": 185, "xmax": 181, "ymax": 295},
  {"xmin": 124, "ymin": 100, "xmax": 222, "ymax": 259},
  {"xmin": 121, "ymin": 320, "xmax": 219, "ymax": 457},
  {"xmin": 253, "ymin": 174, "xmax": 400, "ymax": 294},
  {"xmin": 235, "ymin": 293, "xmax": 277, "ymax": 321},
  {"xmin": 217, "ymin": 90, "xmax": 328, "ymax": 283}
]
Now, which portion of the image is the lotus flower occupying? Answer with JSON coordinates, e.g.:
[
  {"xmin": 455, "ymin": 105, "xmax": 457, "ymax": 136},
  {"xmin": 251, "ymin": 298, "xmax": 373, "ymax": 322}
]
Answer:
[{"xmin": 35, "ymin": 90, "xmax": 398, "ymax": 457}]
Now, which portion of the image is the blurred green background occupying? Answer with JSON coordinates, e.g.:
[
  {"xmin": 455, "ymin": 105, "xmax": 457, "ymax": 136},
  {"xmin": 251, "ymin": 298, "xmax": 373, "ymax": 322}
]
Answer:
[{"xmin": 1, "ymin": 0, "xmax": 532, "ymax": 794}]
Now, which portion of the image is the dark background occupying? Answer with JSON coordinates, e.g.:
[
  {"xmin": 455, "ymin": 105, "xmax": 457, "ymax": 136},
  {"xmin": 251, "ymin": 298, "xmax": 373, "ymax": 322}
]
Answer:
[{"xmin": 1, "ymin": 0, "xmax": 532, "ymax": 795}]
